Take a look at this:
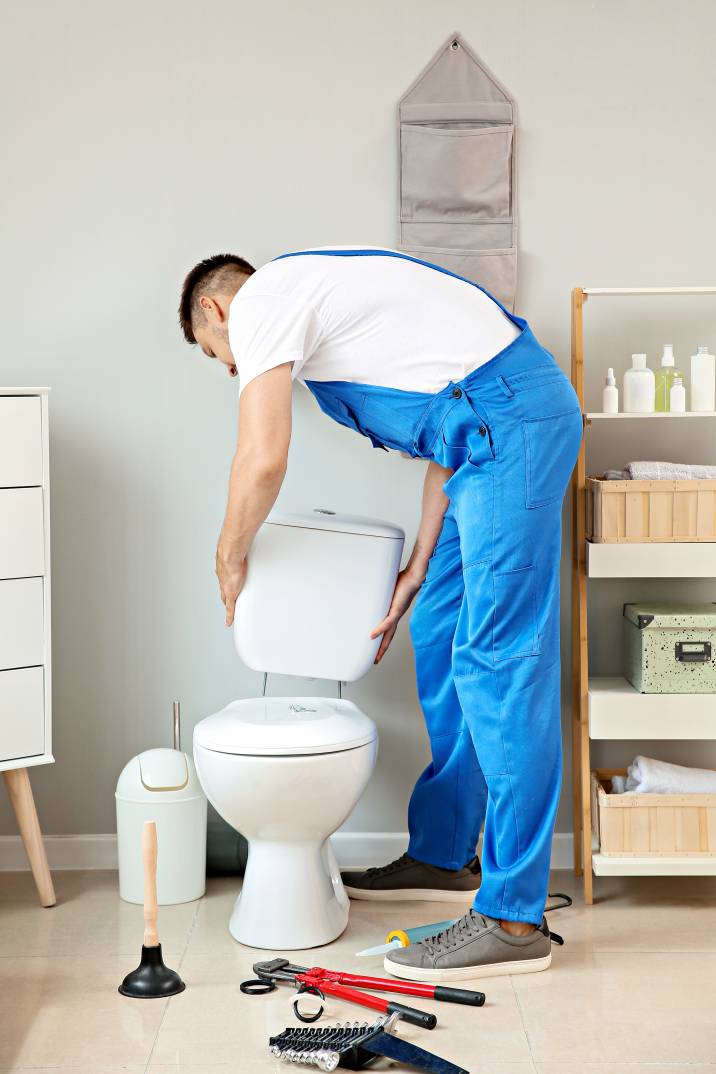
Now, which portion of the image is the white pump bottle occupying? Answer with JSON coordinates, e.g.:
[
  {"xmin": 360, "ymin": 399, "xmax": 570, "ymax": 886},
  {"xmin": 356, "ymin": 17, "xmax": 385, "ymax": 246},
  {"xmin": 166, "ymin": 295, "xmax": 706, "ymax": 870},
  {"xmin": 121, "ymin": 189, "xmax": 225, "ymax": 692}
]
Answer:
[{"xmin": 623, "ymin": 354, "xmax": 655, "ymax": 413}]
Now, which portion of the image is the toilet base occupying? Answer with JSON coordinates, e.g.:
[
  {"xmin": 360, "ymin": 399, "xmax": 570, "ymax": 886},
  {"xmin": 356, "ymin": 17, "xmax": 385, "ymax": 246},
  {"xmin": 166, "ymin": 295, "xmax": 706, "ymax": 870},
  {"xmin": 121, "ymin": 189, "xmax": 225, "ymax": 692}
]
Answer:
[{"xmin": 229, "ymin": 837, "xmax": 350, "ymax": 950}]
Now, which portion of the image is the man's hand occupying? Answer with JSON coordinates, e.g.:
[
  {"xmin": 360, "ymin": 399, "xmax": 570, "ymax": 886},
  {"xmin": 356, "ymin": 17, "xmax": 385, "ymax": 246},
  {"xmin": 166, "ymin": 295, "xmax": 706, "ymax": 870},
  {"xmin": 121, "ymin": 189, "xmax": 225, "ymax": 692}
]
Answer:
[
  {"xmin": 370, "ymin": 568, "xmax": 424, "ymax": 664},
  {"xmin": 216, "ymin": 541, "xmax": 247, "ymax": 627}
]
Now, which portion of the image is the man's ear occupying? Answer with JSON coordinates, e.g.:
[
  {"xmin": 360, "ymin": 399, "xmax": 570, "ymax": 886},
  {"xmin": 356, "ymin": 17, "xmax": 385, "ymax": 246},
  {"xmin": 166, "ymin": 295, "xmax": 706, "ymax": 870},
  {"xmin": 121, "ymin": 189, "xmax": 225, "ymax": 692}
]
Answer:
[{"xmin": 199, "ymin": 295, "xmax": 226, "ymax": 323}]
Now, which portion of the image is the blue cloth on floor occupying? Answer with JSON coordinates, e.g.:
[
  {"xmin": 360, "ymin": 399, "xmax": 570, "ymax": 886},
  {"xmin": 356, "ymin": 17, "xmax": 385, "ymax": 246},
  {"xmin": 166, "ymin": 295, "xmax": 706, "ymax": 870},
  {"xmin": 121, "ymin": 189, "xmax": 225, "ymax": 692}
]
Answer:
[{"xmin": 278, "ymin": 248, "xmax": 583, "ymax": 924}]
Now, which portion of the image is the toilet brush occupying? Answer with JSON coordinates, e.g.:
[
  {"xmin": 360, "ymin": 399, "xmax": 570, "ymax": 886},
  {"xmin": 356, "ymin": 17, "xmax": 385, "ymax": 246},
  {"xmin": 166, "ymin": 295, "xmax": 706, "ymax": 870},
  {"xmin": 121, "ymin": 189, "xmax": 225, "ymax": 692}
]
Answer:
[{"xmin": 119, "ymin": 820, "xmax": 185, "ymax": 998}]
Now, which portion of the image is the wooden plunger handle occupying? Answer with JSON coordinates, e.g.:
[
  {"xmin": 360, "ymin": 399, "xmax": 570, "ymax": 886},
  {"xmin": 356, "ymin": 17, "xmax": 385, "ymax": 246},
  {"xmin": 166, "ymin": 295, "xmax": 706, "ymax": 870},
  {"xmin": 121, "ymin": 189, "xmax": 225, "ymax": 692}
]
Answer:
[{"xmin": 142, "ymin": 820, "xmax": 159, "ymax": 948}]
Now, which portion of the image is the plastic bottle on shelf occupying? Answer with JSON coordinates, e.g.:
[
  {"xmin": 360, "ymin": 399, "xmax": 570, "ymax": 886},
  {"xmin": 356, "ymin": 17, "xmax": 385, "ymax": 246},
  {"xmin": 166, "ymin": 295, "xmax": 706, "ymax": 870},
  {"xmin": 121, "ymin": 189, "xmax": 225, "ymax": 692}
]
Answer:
[
  {"xmin": 623, "ymin": 354, "xmax": 655, "ymax": 413},
  {"xmin": 669, "ymin": 374, "xmax": 686, "ymax": 413},
  {"xmin": 602, "ymin": 368, "xmax": 619, "ymax": 413},
  {"xmin": 654, "ymin": 344, "xmax": 681, "ymax": 412},
  {"xmin": 690, "ymin": 345, "xmax": 716, "ymax": 412}
]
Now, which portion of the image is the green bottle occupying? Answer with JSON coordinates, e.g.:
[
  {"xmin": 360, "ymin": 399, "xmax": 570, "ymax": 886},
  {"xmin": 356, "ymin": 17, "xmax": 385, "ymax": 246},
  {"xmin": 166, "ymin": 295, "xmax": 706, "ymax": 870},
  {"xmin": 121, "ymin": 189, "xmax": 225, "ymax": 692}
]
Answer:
[{"xmin": 655, "ymin": 345, "xmax": 681, "ymax": 411}]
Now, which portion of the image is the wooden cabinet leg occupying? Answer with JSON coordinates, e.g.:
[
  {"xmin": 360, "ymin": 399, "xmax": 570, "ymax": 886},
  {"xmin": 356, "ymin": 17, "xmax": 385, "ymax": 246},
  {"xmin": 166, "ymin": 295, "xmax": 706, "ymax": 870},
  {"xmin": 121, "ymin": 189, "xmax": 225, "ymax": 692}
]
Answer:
[
  {"xmin": 3, "ymin": 768, "xmax": 55, "ymax": 907},
  {"xmin": 572, "ymin": 716, "xmax": 583, "ymax": 876},
  {"xmin": 579, "ymin": 720, "xmax": 594, "ymax": 905}
]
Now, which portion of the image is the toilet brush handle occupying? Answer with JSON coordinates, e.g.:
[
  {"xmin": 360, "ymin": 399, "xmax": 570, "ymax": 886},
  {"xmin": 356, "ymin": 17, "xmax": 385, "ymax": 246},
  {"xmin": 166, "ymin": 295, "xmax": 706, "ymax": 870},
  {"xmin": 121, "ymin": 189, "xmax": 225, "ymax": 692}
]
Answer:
[{"xmin": 142, "ymin": 820, "xmax": 159, "ymax": 948}]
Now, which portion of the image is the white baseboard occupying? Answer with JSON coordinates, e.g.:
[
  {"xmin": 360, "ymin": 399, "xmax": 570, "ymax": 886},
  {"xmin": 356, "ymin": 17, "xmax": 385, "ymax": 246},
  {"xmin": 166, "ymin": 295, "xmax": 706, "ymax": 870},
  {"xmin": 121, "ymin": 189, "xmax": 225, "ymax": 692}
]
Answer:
[
  {"xmin": 0, "ymin": 831, "xmax": 574, "ymax": 872},
  {"xmin": 0, "ymin": 834, "xmax": 118, "ymax": 871}
]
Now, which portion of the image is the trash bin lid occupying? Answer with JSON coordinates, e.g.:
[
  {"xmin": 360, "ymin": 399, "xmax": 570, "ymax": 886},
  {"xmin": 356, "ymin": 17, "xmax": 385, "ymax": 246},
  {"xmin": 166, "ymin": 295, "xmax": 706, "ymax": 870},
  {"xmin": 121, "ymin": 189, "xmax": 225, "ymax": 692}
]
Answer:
[
  {"xmin": 115, "ymin": 749, "xmax": 204, "ymax": 803},
  {"xmin": 139, "ymin": 748, "xmax": 188, "ymax": 790},
  {"xmin": 193, "ymin": 697, "xmax": 377, "ymax": 756}
]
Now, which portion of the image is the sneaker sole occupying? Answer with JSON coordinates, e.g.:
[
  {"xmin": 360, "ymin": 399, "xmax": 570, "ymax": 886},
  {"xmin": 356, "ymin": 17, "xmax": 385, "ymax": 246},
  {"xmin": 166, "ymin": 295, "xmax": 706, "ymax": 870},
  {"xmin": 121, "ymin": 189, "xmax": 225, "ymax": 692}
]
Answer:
[
  {"xmin": 383, "ymin": 951, "xmax": 552, "ymax": 982},
  {"xmin": 343, "ymin": 885, "xmax": 478, "ymax": 903}
]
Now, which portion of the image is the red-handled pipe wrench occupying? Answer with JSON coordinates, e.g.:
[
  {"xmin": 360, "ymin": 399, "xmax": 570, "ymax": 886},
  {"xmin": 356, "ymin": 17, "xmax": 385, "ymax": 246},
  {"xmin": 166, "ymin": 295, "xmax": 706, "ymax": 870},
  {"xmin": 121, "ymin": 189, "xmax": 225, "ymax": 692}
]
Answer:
[{"xmin": 241, "ymin": 958, "xmax": 485, "ymax": 1029}]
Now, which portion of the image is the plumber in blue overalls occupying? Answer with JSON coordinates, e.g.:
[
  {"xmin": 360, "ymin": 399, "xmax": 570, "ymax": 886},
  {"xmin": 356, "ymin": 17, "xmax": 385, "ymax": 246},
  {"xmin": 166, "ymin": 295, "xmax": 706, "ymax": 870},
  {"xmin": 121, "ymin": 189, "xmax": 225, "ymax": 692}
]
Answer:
[{"xmin": 180, "ymin": 247, "xmax": 583, "ymax": 981}]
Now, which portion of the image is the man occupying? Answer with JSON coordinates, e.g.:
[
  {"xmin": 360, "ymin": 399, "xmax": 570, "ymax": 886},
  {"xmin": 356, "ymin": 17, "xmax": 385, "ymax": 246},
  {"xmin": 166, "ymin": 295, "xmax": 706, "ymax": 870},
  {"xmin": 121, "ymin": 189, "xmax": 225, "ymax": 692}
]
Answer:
[{"xmin": 178, "ymin": 247, "xmax": 582, "ymax": 981}]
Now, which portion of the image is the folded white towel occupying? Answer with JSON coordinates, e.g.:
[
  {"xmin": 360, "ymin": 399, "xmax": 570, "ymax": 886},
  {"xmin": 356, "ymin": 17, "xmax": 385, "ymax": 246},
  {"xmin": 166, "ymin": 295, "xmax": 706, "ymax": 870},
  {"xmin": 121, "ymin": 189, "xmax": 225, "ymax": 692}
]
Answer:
[
  {"xmin": 625, "ymin": 755, "xmax": 716, "ymax": 794},
  {"xmin": 626, "ymin": 461, "xmax": 716, "ymax": 481}
]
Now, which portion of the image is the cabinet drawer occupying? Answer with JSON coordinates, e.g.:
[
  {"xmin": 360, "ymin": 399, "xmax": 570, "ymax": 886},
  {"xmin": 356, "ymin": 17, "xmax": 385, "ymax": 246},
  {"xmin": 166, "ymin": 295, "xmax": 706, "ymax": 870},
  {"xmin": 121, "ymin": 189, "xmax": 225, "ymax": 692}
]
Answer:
[
  {"xmin": 0, "ymin": 666, "xmax": 44, "ymax": 761},
  {"xmin": 0, "ymin": 397, "xmax": 43, "ymax": 487},
  {"xmin": 0, "ymin": 488, "xmax": 45, "ymax": 579},
  {"xmin": 0, "ymin": 578, "xmax": 44, "ymax": 670}
]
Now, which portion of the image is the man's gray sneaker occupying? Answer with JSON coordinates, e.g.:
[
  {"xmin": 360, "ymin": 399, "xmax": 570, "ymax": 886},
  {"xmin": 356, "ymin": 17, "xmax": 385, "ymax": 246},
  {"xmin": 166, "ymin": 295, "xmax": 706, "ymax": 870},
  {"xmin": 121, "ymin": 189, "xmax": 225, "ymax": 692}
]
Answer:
[
  {"xmin": 384, "ymin": 909, "xmax": 552, "ymax": 981},
  {"xmin": 341, "ymin": 853, "xmax": 481, "ymax": 903}
]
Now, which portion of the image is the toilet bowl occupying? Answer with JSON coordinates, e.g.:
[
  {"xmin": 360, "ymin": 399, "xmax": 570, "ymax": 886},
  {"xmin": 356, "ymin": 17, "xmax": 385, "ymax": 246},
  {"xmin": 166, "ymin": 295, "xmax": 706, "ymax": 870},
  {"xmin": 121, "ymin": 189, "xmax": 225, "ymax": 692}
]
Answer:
[
  {"xmin": 193, "ymin": 509, "xmax": 404, "ymax": 949},
  {"xmin": 194, "ymin": 696, "xmax": 377, "ymax": 949}
]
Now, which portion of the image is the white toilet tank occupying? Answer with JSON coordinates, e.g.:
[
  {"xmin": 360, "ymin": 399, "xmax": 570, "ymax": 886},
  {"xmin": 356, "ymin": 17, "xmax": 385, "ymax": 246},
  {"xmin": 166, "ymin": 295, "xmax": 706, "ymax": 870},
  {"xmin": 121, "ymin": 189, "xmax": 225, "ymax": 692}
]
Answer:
[{"xmin": 234, "ymin": 509, "xmax": 404, "ymax": 681}]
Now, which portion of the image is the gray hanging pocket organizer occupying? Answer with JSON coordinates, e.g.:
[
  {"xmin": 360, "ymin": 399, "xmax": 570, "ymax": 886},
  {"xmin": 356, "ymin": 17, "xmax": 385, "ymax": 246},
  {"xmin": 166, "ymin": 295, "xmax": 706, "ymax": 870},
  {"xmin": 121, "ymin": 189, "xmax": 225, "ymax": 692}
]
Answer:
[{"xmin": 398, "ymin": 33, "xmax": 517, "ymax": 310}]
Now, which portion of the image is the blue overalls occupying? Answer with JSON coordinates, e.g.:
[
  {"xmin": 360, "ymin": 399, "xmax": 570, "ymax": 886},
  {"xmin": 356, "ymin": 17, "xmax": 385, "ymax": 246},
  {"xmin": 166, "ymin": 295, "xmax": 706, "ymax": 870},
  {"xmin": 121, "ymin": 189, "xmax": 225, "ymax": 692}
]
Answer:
[{"xmin": 276, "ymin": 249, "xmax": 583, "ymax": 924}]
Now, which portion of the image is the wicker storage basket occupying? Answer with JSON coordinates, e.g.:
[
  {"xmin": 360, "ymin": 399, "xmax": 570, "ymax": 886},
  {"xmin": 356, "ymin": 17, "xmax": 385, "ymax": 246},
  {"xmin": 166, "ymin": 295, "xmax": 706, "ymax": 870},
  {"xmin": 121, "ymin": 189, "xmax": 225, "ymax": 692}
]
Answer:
[
  {"xmin": 591, "ymin": 769, "xmax": 716, "ymax": 857},
  {"xmin": 587, "ymin": 477, "xmax": 716, "ymax": 542}
]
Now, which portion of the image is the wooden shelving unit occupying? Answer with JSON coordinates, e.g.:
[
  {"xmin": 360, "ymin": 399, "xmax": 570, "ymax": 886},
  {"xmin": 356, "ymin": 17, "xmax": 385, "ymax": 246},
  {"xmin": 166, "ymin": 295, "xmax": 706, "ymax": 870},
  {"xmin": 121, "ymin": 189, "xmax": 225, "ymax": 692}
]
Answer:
[{"xmin": 570, "ymin": 286, "xmax": 716, "ymax": 904}]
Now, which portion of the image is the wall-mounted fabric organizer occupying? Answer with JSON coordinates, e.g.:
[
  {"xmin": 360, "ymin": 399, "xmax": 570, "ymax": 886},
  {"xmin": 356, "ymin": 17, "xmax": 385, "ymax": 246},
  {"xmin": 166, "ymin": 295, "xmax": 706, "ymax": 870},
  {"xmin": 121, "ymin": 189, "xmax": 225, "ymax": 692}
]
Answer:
[{"xmin": 398, "ymin": 32, "xmax": 517, "ymax": 310}]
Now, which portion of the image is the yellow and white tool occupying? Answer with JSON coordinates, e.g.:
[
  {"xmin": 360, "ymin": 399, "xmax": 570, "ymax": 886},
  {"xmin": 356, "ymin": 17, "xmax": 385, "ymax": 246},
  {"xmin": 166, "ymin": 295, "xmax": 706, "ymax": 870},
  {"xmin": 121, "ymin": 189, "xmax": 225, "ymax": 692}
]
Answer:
[{"xmin": 356, "ymin": 919, "xmax": 456, "ymax": 958}]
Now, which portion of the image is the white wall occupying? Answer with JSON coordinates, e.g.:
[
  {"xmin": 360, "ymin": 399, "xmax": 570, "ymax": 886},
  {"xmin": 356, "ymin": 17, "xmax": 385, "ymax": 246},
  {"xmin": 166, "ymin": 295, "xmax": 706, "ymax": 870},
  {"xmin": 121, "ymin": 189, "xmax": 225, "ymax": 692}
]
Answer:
[{"xmin": 2, "ymin": 0, "xmax": 716, "ymax": 840}]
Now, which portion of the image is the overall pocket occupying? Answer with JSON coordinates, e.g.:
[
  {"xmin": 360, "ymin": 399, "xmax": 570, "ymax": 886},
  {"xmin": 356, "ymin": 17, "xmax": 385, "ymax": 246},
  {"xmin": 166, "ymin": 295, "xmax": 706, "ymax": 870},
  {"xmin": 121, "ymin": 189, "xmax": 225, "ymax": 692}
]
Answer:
[
  {"xmin": 493, "ymin": 565, "xmax": 539, "ymax": 661},
  {"xmin": 522, "ymin": 407, "xmax": 583, "ymax": 509}
]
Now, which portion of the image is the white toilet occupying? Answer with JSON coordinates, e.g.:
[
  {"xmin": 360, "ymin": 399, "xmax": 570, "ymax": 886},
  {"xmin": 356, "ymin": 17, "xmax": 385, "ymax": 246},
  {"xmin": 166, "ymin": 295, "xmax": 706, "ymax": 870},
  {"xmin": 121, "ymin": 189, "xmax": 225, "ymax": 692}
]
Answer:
[{"xmin": 193, "ymin": 509, "xmax": 404, "ymax": 950}]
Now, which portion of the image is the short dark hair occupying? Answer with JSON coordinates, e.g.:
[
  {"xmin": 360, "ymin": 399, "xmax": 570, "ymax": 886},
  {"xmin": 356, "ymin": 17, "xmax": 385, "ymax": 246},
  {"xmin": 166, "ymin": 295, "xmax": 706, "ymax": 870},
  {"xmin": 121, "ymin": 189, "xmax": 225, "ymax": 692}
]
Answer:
[{"xmin": 178, "ymin": 253, "xmax": 256, "ymax": 344}]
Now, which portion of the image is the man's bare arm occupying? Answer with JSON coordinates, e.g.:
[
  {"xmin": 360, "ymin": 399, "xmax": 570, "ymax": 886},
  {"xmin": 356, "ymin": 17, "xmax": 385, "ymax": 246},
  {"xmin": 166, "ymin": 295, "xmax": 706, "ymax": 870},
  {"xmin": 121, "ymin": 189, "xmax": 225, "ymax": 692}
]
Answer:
[
  {"xmin": 371, "ymin": 460, "xmax": 451, "ymax": 662},
  {"xmin": 216, "ymin": 363, "xmax": 293, "ymax": 625},
  {"xmin": 404, "ymin": 460, "xmax": 452, "ymax": 584}
]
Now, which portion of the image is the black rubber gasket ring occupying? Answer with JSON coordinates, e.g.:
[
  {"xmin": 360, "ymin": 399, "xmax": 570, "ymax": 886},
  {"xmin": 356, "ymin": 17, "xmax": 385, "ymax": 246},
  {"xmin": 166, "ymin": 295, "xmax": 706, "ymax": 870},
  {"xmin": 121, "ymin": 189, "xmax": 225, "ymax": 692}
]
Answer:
[
  {"xmin": 293, "ymin": 984, "xmax": 325, "ymax": 1023},
  {"xmin": 240, "ymin": 977, "xmax": 277, "ymax": 995}
]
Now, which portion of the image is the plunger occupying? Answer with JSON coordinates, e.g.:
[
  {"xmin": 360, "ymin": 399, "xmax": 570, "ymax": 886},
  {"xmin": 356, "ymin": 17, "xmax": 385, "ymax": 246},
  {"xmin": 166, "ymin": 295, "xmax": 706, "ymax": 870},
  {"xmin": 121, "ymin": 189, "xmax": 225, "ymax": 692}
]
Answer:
[{"xmin": 119, "ymin": 820, "xmax": 185, "ymax": 998}]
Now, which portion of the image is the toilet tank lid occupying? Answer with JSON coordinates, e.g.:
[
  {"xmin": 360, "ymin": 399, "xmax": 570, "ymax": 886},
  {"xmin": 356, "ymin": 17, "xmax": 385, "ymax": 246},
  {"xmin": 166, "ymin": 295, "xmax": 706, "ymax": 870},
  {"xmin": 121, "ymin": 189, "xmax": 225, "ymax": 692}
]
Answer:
[
  {"xmin": 267, "ymin": 509, "xmax": 404, "ymax": 540},
  {"xmin": 193, "ymin": 697, "xmax": 377, "ymax": 756}
]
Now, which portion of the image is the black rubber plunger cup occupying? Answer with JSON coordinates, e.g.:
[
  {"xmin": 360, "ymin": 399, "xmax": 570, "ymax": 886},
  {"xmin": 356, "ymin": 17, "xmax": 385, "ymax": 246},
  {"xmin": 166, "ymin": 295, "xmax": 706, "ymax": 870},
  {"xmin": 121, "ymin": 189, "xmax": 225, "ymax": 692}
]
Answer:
[{"xmin": 119, "ymin": 821, "xmax": 185, "ymax": 998}]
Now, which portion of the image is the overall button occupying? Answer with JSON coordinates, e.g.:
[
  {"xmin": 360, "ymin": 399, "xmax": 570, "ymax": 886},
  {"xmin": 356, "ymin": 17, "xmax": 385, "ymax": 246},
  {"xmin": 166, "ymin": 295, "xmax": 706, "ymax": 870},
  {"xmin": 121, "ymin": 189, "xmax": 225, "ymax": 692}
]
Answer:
[
  {"xmin": 451, "ymin": 388, "xmax": 462, "ymax": 399},
  {"xmin": 479, "ymin": 426, "xmax": 487, "ymax": 436}
]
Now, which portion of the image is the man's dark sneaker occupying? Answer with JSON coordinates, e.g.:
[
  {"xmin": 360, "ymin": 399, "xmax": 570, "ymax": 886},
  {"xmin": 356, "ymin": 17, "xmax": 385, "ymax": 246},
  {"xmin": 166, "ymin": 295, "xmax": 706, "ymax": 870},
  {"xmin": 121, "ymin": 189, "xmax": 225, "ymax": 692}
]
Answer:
[
  {"xmin": 384, "ymin": 909, "xmax": 552, "ymax": 981},
  {"xmin": 341, "ymin": 852, "xmax": 481, "ymax": 902}
]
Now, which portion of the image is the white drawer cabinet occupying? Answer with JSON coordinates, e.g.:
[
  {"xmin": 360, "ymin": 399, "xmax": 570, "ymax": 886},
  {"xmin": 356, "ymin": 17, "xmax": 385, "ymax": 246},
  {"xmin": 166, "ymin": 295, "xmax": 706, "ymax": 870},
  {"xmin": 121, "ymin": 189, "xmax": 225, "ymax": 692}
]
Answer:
[
  {"xmin": 0, "ymin": 666, "xmax": 44, "ymax": 760},
  {"xmin": 0, "ymin": 396, "xmax": 43, "ymax": 487},
  {"xmin": 0, "ymin": 578, "xmax": 44, "ymax": 670},
  {"xmin": 0, "ymin": 388, "xmax": 55, "ymax": 907},
  {"xmin": 0, "ymin": 488, "xmax": 45, "ymax": 578}
]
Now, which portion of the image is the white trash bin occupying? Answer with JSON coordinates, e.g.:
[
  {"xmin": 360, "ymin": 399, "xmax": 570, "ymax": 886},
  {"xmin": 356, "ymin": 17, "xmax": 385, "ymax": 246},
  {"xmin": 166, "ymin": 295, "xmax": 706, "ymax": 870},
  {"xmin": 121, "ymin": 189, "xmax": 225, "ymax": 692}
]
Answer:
[{"xmin": 116, "ymin": 747, "xmax": 207, "ymax": 904}]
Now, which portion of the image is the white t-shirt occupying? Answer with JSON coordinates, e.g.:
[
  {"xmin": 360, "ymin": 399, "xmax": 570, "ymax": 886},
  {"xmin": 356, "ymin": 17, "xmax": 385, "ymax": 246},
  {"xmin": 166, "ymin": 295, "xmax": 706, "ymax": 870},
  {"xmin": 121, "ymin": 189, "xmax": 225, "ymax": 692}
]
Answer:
[{"xmin": 229, "ymin": 247, "xmax": 520, "ymax": 396}]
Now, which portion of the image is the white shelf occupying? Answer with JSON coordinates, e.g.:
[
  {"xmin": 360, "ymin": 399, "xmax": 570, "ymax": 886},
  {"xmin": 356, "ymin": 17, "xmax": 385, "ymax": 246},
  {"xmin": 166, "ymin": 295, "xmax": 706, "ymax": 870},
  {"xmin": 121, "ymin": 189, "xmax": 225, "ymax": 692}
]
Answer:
[
  {"xmin": 588, "ymin": 677, "xmax": 716, "ymax": 740},
  {"xmin": 593, "ymin": 852, "xmax": 716, "ymax": 876},
  {"xmin": 586, "ymin": 411, "xmax": 716, "ymax": 419},
  {"xmin": 587, "ymin": 541, "xmax": 716, "ymax": 578},
  {"xmin": 583, "ymin": 287, "xmax": 716, "ymax": 296}
]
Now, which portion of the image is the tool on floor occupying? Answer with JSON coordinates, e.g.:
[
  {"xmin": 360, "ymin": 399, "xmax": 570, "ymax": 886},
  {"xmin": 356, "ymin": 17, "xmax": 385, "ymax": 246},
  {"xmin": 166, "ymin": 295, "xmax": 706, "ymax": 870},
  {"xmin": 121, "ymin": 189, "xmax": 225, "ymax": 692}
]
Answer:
[
  {"xmin": 118, "ymin": 820, "xmax": 185, "ymax": 998},
  {"xmin": 268, "ymin": 1012, "xmax": 469, "ymax": 1073},
  {"xmin": 356, "ymin": 917, "xmax": 456, "ymax": 957},
  {"xmin": 241, "ymin": 958, "xmax": 485, "ymax": 1028}
]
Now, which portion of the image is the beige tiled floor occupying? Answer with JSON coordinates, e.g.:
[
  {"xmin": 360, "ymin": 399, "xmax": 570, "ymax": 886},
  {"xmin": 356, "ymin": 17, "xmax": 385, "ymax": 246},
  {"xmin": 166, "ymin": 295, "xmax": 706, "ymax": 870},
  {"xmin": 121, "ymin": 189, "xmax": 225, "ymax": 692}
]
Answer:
[{"xmin": 1, "ymin": 869, "xmax": 715, "ymax": 1073}]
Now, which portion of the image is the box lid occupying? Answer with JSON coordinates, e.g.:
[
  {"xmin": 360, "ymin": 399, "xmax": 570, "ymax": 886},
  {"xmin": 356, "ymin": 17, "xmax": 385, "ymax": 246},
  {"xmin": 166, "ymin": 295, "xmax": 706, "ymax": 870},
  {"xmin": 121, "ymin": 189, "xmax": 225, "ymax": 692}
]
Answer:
[{"xmin": 624, "ymin": 602, "xmax": 716, "ymax": 629}]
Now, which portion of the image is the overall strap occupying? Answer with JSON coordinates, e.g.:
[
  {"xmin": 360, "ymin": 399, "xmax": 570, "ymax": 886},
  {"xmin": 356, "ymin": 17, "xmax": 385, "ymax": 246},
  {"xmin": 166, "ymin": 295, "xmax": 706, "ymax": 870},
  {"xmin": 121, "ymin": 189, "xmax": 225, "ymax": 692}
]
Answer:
[{"xmin": 272, "ymin": 248, "xmax": 519, "ymax": 326}]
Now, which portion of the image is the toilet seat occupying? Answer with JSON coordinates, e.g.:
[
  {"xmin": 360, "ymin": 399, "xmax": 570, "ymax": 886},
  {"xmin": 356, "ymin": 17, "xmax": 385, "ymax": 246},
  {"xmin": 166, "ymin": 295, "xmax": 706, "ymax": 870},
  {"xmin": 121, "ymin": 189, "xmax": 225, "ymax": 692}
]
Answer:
[{"xmin": 194, "ymin": 697, "xmax": 377, "ymax": 757}]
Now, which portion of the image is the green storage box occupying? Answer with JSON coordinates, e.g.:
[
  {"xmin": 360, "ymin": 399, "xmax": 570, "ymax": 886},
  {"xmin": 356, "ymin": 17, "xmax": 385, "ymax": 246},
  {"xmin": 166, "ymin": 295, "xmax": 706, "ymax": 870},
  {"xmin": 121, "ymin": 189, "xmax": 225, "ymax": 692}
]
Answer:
[{"xmin": 624, "ymin": 602, "xmax": 716, "ymax": 693}]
